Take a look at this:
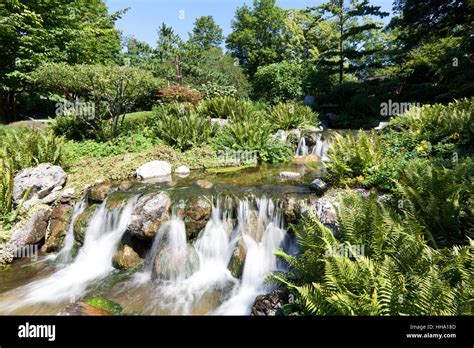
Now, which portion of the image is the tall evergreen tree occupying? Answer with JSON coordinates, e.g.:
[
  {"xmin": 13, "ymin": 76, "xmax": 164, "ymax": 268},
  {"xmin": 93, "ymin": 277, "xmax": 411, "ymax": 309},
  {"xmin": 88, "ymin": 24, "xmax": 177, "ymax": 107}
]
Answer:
[
  {"xmin": 309, "ymin": 0, "xmax": 388, "ymax": 83},
  {"xmin": 189, "ymin": 16, "xmax": 224, "ymax": 50}
]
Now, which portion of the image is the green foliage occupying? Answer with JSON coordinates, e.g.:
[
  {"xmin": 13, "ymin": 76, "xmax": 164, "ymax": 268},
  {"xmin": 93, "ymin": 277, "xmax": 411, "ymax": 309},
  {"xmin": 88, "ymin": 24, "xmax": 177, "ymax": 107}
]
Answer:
[
  {"xmin": 0, "ymin": 158, "xmax": 14, "ymax": 222},
  {"xmin": 269, "ymin": 102, "xmax": 319, "ymax": 131},
  {"xmin": 274, "ymin": 192, "xmax": 473, "ymax": 315},
  {"xmin": 32, "ymin": 63, "xmax": 163, "ymax": 138},
  {"xmin": 63, "ymin": 132, "xmax": 155, "ymax": 160},
  {"xmin": 326, "ymin": 131, "xmax": 381, "ymax": 186},
  {"xmin": 226, "ymin": 0, "xmax": 287, "ymax": 77},
  {"xmin": 189, "ymin": 16, "xmax": 224, "ymax": 49},
  {"xmin": 390, "ymin": 98, "xmax": 474, "ymax": 146},
  {"xmin": 151, "ymin": 103, "xmax": 216, "ymax": 151},
  {"xmin": 396, "ymin": 160, "xmax": 474, "ymax": 248},
  {"xmin": 197, "ymin": 97, "xmax": 254, "ymax": 119},
  {"xmin": 1, "ymin": 129, "xmax": 64, "ymax": 172},
  {"xmin": 212, "ymin": 106, "xmax": 292, "ymax": 163},
  {"xmin": 0, "ymin": 0, "xmax": 123, "ymax": 123},
  {"xmin": 253, "ymin": 62, "xmax": 304, "ymax": 104},
  {"xmin": 196, "ymin": 83, "xmax": 238, "ymax": 99}
]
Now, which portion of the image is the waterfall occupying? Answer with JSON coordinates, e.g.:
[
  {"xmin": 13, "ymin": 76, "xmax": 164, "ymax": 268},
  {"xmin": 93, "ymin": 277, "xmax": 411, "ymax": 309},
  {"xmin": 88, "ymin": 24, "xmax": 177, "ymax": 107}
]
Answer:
[
  {"xmin": 295, "ymin": 137, "xmax": 308, "ymax": 157},
  {"xmin": 214, "ymin": 197, "xmax": 287, "ymax": 315},
  {"xmin": 55, "ymin": 199, "xmax": 87, "ymax": 263},
  {"xmin": 131, "ymin": 196, "xmax": 290, "ymax": 315},
  {"xmin": 0, "ymin": 196, "xmax": 137, "ymax": 312},
  {"xmin": 0, "ymin": 194, "xmax": 294, "ymax": 315},
  {"xmin": 311, "ymin": 133, "xmax": 330, "ymax": 161}
]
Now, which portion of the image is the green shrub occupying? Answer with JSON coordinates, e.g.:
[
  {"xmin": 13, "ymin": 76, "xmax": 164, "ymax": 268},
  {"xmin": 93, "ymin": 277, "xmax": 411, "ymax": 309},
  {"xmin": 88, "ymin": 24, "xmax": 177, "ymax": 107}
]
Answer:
[
  {"xmin": 326, "ymin": 131, "xmax": 381, "ymax": 186},
  {"xmin": 274, "ymin": 192, "xmax": 473, "ymax": 315},
  {"xmin": 51, "ymin": 114, "xmax": 112, "ymax": 141},
  {"xmin": 64, "ymin": 132, "xmax": 155, "ymax": 160},
  {"xmin": 197, "ymin": 82, "xmax": 238, "ymax": 99},
  {"xmin": 396, "ymin": 159, "xmax": 474, "ymax": 248},
  {"xmin": 1, "ymin": 129, "xmax": 64, "ymax": 172},
  {"xmin": 197, "ymin": 97, "xmax": 254, "ymax": 120},
  {"xmin": 212, "ymin": 107, "xmax": 292, "ymax": 163},
  {"xmin": 151, "ymin": 103, "xmax": 216, "ymax": 151},
  {"xmin": 269, "ymin": 102, "xmax": 319, "ymax": 131},
  {"xmin": 390, "ymin": 98, "xmax": 474, "ymax": 145},
  {"xmin": 0, "ymin": 158, "xmax": 14, "ymax": 222},
  {"xmin": 253, "ymin": 62, "xmax": 304, "ymax": 104}
]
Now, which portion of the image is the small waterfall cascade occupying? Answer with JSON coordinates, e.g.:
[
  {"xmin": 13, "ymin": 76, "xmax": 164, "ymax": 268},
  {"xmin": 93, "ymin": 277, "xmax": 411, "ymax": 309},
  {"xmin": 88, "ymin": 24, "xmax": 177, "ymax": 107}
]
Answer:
[
  {"xmin": 0, "ymin": 194, "xmax": 294, "ymax": 315},
  {"xmin": 55, "ymin": 199, "xmax": 88, "ymax": 263},
  {"xmin": 295, "ymin": 137, "xmax": 309, "ymax": 157},
  {"xmin": 214, "ymin": 197, "xmax": 287, "ymax": 314},
  {"xmin": 0, "ymin": 196, "xmax": 137, "ymax": 312},
  {"xmin": 311, "ymin": 133, "xmax": 330, "ymax": 161}
]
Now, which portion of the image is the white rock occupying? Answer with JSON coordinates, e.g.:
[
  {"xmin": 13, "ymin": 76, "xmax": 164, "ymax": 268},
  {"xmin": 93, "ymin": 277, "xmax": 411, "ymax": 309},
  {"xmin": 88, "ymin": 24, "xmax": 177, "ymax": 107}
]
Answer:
[
  {"xmin": 279, "ymin": 171, "xmax": 301, "ymax": 180},
  {"xmin": 136, "ymin": 161, "xmax": 172, "ymax": 180},
  {"xmin": 175, "ymin": 165, "xmax": 191, "ymax": 175},
  {"xmin": 13, "ymin": 164, "xmax": 67, "ymax": 205}
]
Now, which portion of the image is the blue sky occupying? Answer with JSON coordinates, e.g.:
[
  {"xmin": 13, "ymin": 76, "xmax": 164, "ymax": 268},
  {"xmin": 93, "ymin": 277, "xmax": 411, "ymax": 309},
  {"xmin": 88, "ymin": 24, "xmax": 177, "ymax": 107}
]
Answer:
[{"xmin": 105, "ymin": 0, "xmax": 394, "ymax": 46}]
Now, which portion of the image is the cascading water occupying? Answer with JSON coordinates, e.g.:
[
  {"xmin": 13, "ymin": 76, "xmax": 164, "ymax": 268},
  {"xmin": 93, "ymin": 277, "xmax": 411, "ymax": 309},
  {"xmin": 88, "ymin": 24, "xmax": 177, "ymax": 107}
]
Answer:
[
  {"xmin": 214, "ymin": 197, "xmax": 287, "ymax": 315},
  {"xmin": 311, "ymin": 133, "xmax": 330, "ymax": 161},
  {"xmin": 295, "ymin": 137, "xmax": 309, "ymax": 157},
  {"xmin": 0, "ymin": 196, "xmax": 137, "ymax": 313},
  {"xmin": 0, "ymin": 193, "xmax": 294, "ymax": 315},
  {"xmin": 55, "ymin": 199, "xmax": 87, "ymax": 263},
  {"xmin": 127, "ymin": 196, "xmax": 291, "ymax": 315}
]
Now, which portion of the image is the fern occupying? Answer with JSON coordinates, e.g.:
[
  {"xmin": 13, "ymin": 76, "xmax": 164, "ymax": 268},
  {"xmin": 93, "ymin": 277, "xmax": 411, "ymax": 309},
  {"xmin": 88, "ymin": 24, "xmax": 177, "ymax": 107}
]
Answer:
[{"xmin": 273, "ymin": 191, "xmax": 473, "ymax": 316}]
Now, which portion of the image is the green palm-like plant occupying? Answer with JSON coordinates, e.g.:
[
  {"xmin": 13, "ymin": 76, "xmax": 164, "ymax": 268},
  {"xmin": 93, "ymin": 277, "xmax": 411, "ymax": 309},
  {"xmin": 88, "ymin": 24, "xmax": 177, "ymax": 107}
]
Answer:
[{"xmin": 1, "ymin": 129, "xmax": 64, "ymax": 172}]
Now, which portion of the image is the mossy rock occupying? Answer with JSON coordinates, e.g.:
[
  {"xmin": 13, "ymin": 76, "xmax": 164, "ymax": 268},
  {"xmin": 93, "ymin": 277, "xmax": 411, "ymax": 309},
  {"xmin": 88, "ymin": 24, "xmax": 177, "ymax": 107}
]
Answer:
[
  {"xmin": 84, "ymin": 296, "xmax": 123, "ymax": 315},
  {"xmin": 105, "ymin": 192, "xmax": 133, "ymax": 210},
  {"xmin": 73, "ymin": 204, "xmax": 97, "ymax": 245},
  {"xmin": 228, "ymin": 237, "xmax": 246, "ymax": 279}
]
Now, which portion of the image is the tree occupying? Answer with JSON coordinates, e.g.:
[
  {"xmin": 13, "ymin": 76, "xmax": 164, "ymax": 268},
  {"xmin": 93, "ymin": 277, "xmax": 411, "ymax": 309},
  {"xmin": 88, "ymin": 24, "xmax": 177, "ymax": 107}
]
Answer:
[
  {"xmin": 156, "ymin": 23, "xmax": 184, "ymax": 83},
  {"xmin": 226, "ymin": 0, "xmax": 287, "ymax": 78},
  {"xmin": 0, "ymin": 0, "xmax": 124, "ymax": 123},
  {"xmin": 390, "ymin": 0, "xmax": 472, "ymax": 50},
  {"xmin": 253, "ymin": 62, "xmax": 304, "ymax": 103},
  {"xmin": 189, "ymin": 16, "xmax": 224, "ymax": 49},
  {"xmin": 309, "ymin": 0, "xmax": 388, "ymax": 84},
  {"xmin": 32, "ymin": 63, "xmax": 163, "ymax": 136}
]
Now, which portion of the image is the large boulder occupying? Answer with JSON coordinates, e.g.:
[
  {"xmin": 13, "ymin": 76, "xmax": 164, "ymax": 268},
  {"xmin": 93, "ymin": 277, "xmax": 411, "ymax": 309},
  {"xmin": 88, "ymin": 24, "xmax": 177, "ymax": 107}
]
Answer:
[
  {"xmin": 13, "ymin": 164, "xmax": 67, "ymax": 205},
  {"xmin": 153, "ymin": 244, "xmax": 199, "ymax": 281},
  {"xmin": 184, "ymin": 197, "xmax": 212, "ymax": 239},
  {"xmin": 41, "ymin": 204, "xmax": 73, "ymax": 253},
  {"xmin": 136, "ymin": 161, "xmax": 172, "ymax": 180},
  {"xmin": 8, "ymin": 205, "xmax": 52, "ymax": 253},
  {"xmin": 112, "ymin": 245, "xmax": 144, "ymax": 270},
  {"xmin": 73, "ymin": 204, "xmax": 97, "ymax": 245},
  {"xmin": 251, "ymin": 285, "xmax": 290, "ymax": 316},
  {"xmin": 127, "ymin": 192, "xmax": 171, "ymax": 239}
]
